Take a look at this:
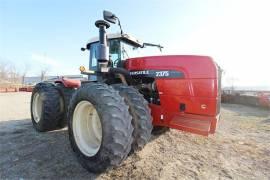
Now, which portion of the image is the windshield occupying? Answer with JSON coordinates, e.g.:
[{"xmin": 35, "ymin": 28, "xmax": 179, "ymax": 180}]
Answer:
[
  {"xmin": 109, "ymin": 39, "xmax": 121, "ymax": 67},
  {"xmin": 121, "ymin": 41, "xmax": 162, "ymax": 59},
  {"xmin": 121, "ymin": 41, "xmax": 140, "ymax": 60},
  {"xmin": 89, "ymin": 38, "xmax": 160, "ymax": 71},
  {"xmin": 89, "ymin": 40, "xmax": 121, "ymax": 70}
]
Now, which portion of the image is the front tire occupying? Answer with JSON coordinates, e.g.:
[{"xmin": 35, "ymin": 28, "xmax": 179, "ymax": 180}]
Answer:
[
  {"xmin": 112, "ymin": 84, "xmax": 153, "ymax": 152},
  {"xmin": 68, "ymin": 83, "xmax": 133, "ymax": 173}
]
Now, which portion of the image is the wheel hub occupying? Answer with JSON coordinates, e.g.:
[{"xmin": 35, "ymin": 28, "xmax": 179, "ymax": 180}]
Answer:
[
  {"xmin": 72, "ymin": 101, "xmax": 102, "ymax": 157},
  {"xmin": 32, "ymin": 92, "xmax": 42, "ymax": 123}
]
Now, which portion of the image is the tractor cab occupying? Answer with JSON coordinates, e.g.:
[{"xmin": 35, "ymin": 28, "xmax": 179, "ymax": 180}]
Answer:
[{"xmin": 86, "ymin": 33, "xmax": 142, "ymax": 69}]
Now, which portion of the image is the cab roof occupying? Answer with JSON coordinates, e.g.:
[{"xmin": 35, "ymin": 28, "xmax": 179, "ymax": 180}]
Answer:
[{"xmin": 86, "ymin": 33, "xmax": 143, "ymax": 49}]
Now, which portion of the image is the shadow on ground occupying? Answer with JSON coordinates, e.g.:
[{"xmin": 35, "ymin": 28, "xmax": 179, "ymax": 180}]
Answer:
[
  {"xmin": 0, "ymin": 119, "xmax": 163, "ymax": 179},
  {"xmin": 0, "ymin": 119, "xmax": 97, "ymax": 179}
]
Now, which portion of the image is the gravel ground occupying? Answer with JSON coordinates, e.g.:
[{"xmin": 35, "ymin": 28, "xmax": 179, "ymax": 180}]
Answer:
[{"xmin": 0, "ymin": 92, "xmax": 269, "ymax": 179}]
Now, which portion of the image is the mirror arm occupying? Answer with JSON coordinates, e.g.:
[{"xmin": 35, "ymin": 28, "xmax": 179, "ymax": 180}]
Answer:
[
  {"xmin": 141, "ymin": 43, "xmax": 164, "ymax": 52},
  {"xmin": 116, "ymin": 17, "xmax": 123, "ymax": 35}
]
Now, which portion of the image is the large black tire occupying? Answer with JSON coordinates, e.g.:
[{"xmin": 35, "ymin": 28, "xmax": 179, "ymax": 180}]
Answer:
[
  {"xmin": 68, "ymin": 83, "xmax": 133, "ymax": 173},
  {"xmin": 112, "ymin": 84, "xmax": 153, "ymax": 151},
  {"xmin": 31, "ymin": 82, "xmax": 63, "ymax": 132},
  {"xmin": 56, "ymin": 83, "xmax": 75, "ymax": 128}
]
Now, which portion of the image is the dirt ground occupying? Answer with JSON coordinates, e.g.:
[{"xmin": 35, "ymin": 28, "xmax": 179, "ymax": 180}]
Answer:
[{"xmin": 0, "ymin": 93, "xmax": 269, "ymax": 180}]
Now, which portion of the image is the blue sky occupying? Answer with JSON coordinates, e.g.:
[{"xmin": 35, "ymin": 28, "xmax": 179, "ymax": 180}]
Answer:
[{"xmin": 0, "ymin": 0, "xmax": 269, "ymax": 88}]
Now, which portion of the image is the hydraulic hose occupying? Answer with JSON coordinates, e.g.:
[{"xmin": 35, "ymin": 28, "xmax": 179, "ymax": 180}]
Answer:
[{"xmin": 109, "ymin": 68, "xmax": 135, "ymax": 85}]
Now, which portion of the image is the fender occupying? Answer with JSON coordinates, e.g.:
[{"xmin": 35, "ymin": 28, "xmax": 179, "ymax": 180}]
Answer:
[{"xmin": 55, "ymin": 77, "xmax": 81, "ymax": 88}]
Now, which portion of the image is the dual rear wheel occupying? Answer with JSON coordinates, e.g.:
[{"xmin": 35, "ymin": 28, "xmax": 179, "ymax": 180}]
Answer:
[
  {"xmin": 31, "ymin": 82, "xmax": 153, "ymax": 172},
  {"xmin": 31, "ymin": 83, "xmax": 63, "ymax": 131},
  {"xmin": 31, "ymin": 83, "xmax": 74, "ymax": 131}
]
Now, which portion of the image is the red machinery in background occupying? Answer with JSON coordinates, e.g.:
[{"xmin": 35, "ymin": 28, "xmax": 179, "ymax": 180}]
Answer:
[{"xmin": 258, "ymin": 92, "xmax": 270, "ymax": 108}]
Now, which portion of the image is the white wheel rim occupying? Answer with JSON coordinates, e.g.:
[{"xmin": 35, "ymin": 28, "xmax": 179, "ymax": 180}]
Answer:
[
  {"xmin": 32, "ymin": 92, "xmax": 42, "ymax": 123},
  {"xmin": 73, "ymin": 101, "xmax": 102, "ymax": 157}
]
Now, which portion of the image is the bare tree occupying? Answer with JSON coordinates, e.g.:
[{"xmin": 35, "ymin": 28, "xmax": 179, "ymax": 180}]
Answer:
[
  {"xmin": 40, "ymin": 66, "xmax": 49, "ymax": 81},
  {"xmin": 0, "ymin": 62, "xmax": 8, "ymax": 81},
  {"xmin": 0, "ymin": 61, "xmax": 21, "ymax": 84},
  {"xmin": 227, "ymin": 77, "xmax": 239, "ymax": 92},
  {"xmin": 21, "ymin": 63, "xmax": 31, "ymax": 84},
  {"xmin": 9, "ymin": 64, "xmax": 20, "ymax": 83}
]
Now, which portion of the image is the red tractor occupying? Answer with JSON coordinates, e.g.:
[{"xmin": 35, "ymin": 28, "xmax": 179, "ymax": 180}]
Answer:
[{"xmin": 30, "ymin": 11, "xmax": 221, "ymax": 173}]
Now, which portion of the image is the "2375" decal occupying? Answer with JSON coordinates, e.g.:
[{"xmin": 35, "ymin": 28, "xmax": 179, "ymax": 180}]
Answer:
[{"xmin": 155, "ymin": 71, "xmax": 169, "ymax": 77}]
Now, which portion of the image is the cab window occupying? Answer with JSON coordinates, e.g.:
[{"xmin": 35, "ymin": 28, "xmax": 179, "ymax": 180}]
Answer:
[
  {"xmin": 109, "ymin": 39, "xmax": 121, "ymax": 67},
  {"xmin": 89, "ymin": 39, "xmax": 138, "ymax": 70},
  {"xmin": 89, "ymin": 42, "xmax": 98, "ymax": 70}
]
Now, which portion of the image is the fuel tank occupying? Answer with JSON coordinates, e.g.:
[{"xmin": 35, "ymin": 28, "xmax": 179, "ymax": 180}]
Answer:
[{"xmin": 125, "ymin": 55, "xmax": 221, "ymax": 136}]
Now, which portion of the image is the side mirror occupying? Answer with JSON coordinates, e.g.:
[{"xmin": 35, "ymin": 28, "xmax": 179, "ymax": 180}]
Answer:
[{"xmin": 103, "ymin": 10, "xmax": 117, "ymax": 24}]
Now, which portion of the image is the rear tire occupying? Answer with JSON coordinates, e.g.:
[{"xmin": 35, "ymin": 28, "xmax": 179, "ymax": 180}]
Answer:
[
  {"xmin": 56, "ymin": 83, "xmax": 75, "ymax": 128},
  {"xmin": 68, "ymin": 83, "xmax": 133, "ymax": 173},
  {"xmin": 31, "ymin": 83, "xmax": 63, "ymax": 132},
  {"xmin": 112, "ymin": 84, "xmax": 153, "ymax": 152}
]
